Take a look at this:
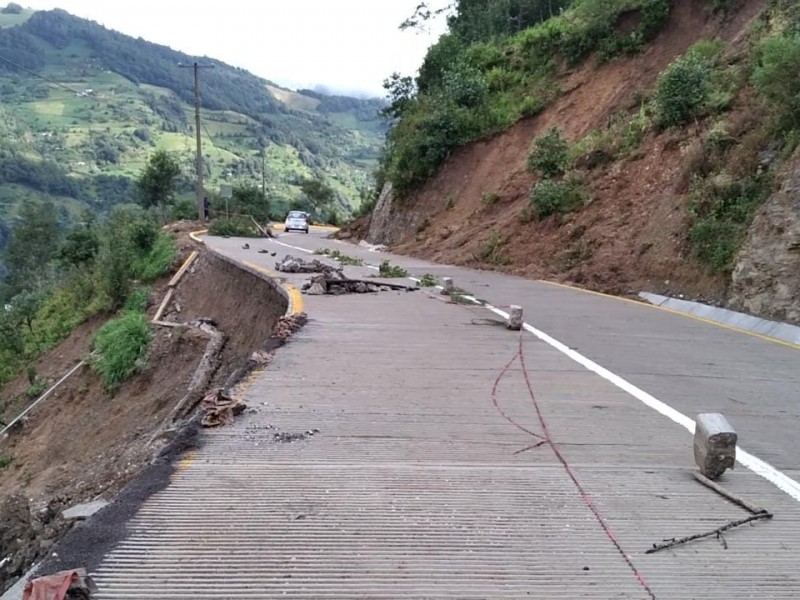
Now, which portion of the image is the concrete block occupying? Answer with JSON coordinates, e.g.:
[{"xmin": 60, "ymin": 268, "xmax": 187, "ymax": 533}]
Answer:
[
  {"xmin": 694, "ymin": 413, "xmax": 737, "ymax": 480},
  {"xmin": 507, "ymin": 306, "xmax": 523, "ymax": 331},
  {"xmin": 441, "ymin": 278, "xmax": 454, "ymax": 296},
  {"xmin": 62, "ymin": 500, "xmax": 109, "ymax": 520}
]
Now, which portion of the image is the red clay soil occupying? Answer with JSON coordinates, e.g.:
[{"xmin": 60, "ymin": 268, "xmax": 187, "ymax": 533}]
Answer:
[{"xmin": 389, "ymin": 0, "xmax": 766, "ymax": 301}]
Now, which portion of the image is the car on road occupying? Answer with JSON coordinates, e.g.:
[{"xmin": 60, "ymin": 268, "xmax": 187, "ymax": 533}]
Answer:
[{"xmin": 284, "ymin": 211, "xmax": 309, "ymax": 234}]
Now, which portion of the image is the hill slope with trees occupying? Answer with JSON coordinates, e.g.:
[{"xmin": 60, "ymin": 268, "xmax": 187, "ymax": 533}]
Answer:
[
  {"xmin": 0, "ymin": 7, "xmax": 386, "ymax": 246},
  {"xmin": 359, "ymin": 0, "xmax": 800, "ymax": 325}
]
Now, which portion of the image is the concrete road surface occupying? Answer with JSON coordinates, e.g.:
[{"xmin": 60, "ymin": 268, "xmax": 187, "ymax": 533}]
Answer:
[{"xmin": 87, "ymin": 228, "xmax": 800, "ymax": 599}]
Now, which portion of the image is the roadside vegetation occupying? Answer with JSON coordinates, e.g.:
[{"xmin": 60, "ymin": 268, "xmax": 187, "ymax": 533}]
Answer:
[
  {"xmin": 381, "ymin": 0, "xmax": 674, "ymax": 196},
  {"xmin": 0, "ymin": 150, "xmax": 181, "ymax": 391},
  {"xmin": 378, "ymin": 260, "xmax": 409, "ymax": 278},
  {"xmin": 381, "ymin": 0, "xmax": 800, "ymax": 275}
]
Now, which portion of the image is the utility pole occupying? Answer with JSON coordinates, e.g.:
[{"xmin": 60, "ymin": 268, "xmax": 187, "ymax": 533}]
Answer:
[{"xmin": 179, "ymin": 61, "xmax": 214, "ymax": 220}]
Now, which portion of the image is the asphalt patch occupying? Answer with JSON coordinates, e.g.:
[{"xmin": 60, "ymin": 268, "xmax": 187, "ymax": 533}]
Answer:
[{"xmin": 32, "ymin": 421, "xmax": 202, "ymax": 579}]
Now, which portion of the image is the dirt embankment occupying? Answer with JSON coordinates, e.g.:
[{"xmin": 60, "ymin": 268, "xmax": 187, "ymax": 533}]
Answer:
[
  {"xmin": 0, "ymin": 242, "xmax": 288, "ymax": 593},
  {"xmin": 358, "ymin": 0, "xmax": 768, "ymax": 304}
]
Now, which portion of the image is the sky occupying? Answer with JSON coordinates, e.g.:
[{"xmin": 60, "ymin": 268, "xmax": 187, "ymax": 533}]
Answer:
[{"xmin": 20, "ymin": 0, "xmax": 450, "ymax": 97}]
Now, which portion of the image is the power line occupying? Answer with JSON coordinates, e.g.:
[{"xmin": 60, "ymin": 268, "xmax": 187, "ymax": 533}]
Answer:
[{"xmin": 0, "ymin": 54, "xmax": 88, "ymax": 96}]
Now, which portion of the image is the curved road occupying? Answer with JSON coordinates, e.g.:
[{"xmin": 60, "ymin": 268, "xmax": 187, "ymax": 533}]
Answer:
[
  {"xmin": 86, "ymin": 227, "xmax": 799, "ymax": 599},
  {"xmin": 272, "ymin": 228, "xmax": 800, "ymax": 474}
]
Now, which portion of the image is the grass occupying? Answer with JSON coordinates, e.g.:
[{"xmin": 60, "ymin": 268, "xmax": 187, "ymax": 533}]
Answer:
[
  {"xmin": 378, "ymin": 260, "xmax": 409, "ymax": 278},
  {"xmin": 91, "ymin": 310, "xmax": 152, "ymax": 391},
  {"xmin": 476, "ymin": 231, "xmax": 510, "ymax": 266},
  {"xmin": 482, "ymin": 191, "xmax": 500, "ymax": 205},
  {"xmin": 418, "ymin": 274, "xmax": 438, "ymax": 287},
  {"xmin": 133, "ymin": 234, "xmax": 176, "ymax": 282},
  {"xmin": 314, "ymin": 248, "xmax": 364, "ymax": 266}
]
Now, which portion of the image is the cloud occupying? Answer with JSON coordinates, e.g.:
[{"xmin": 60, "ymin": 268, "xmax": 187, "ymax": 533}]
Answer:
[{"xmin": 22, "ymin": 0, "xmax": 449, "ymax": 96}]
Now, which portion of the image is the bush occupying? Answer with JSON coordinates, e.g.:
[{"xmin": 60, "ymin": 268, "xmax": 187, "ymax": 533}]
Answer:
[
  {"xmin": 208, "ymin": 216, "xmax": 260, "ymax": 237},
  {"xmin": 124, "ymin": 287, "xmax": 151, "ymax": 314},
  {"xmin": 171, "ymin": 198, "xmax": 196, "ymax": 221},
  {"xmin": 378, "ymin": 260, "xmax": 408, "ymax": 278},
  {"xmin": 655, "ymin": 54, "xmax": 711, "ymax": 128},
  {"xmin": 91, "ymin": 311, "xmax": 152, "ymax": 390},
  {"xmin": 477, "ymin": 231, "xmax": 509, "ymax": 265},
  {"xmin": 482, "ymin": 191, "xmax": 500, "ymax": 205},
  {"xmin": 527, "ymin": 127, "xmax": 570, "ymax": 177},
  {"xmin": 529, "ymin": 177, "xmax": 588, "ymax": 219},
  {"xmin": 133, "ymin": 234, "xmax": 176, "ymax": 282},
  {"xmin": 688, "ymin": 174, "xmax": 772, "ymax": 273},
  {"xmin": 688, "ymin": 218, "xmax": 742, "ymax": 274},
  {"xmin": 752, "ymin": 34, "xmax": 800, "ymax": 129}
]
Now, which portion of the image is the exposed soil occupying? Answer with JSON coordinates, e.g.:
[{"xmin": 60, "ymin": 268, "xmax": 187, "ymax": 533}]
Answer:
[
  {"xmin": 0, "ymin": 239, "xmax": 289, "ymax": 593},
  {"xmin": 368, "ymin": 0, "xmax": 767, "ymax": 302},
  {"xmin": 168, "ymin": 251, "xmax": 287, "ymax": 367}
]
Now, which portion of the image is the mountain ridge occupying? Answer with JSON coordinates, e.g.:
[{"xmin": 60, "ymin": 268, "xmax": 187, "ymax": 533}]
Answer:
[{"xmin": 0, "ymin": 6, "xmax": 387, "ymax": 241}]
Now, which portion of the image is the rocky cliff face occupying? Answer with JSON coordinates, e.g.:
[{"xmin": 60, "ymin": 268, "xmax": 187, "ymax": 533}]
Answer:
[
  {"xmin": 366, "ymin": 183, "xmax": 424, "ymax": 246},
  {"xmin": 730, "ymin": 151, "xmax": 800, "ymax": 324}
]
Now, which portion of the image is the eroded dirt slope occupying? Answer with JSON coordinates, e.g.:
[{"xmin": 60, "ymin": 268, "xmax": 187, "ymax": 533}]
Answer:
[
  {"xmin": 0, "ymin": 242, "xmax": 288, "ymax": 593},
  {"xmin": 363, "ymin": 0, "xmax": 768, "ymax": 303}
]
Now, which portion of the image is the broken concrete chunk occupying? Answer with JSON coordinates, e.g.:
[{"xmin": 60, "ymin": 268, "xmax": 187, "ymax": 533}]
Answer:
[
  {"xmin": 694, "ymin": 413, "xmax": 737, "ymax": 480},
  {"xmin": 62, "ymin": 501, "xmax": 109, "ymax": 521}
]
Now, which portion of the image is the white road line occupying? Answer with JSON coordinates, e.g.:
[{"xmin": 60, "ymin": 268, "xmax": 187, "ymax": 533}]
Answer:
[
  {"xmin": 265, "ymin": 237, "xmax": 800, "ymax": 502},
  {"xmin": 482, "ymin": 301, "xmax": 800, "ymax": 503},
  {"xmin": 271, "ymin": 236, "xmax": 314, "ymax": 254}
]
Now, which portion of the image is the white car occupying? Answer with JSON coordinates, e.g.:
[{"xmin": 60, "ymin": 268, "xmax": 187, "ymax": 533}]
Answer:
[{"xmin": 284, "ymin": 211, "xmax": 309, "ymax": 234}]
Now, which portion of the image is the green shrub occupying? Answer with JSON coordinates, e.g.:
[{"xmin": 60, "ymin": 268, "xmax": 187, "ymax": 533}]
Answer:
[
  {"xmin": 418, "ymin": 274, "xmax": 438, "ymax": 287},
  {"xmin": 91, "ymin": 312, "xmax": 152, "ymax": 390},
  {"xmin": 477, "ymin": 231, "xmax": 510, "ymax": 265},
  {"xmin": 171, "ymin": 198, "xmax": 197, "ymax": 221},
  {"xmin": 124, "ymin": 287, "xmax": 151, "ymax": 314},
  {"xmin": 752, "ymin": 34, "xmax": 800, "ymax": 129},
  {"xmin": 688, "ymin": 218, "xmax": 742, "ymax": 274},
  {"xmin": 529, "ymin": 177, "xmax": 588, "ymax": 219},
  {"xmin": 98, "ymin": 243, "xmax": 133, "ymax": 310},
  {"xmin": 378, "ymin": 260, "xmax": 409, "ymax": 278},
  {"xmin": 444, "ymin": 195, "xmax": 455, "ymax": 210},
  {"xmin": 0, "ymin": 456, "xmax": 13, "ymax": 471},
  {"xmin": 688, "ymin": 174, "xmax": 772, "ymax": 273},
  {"xmin": 655, "ymin": 54, "xmax": 712, "ymax": 127},
  {"xmin": 482, "ymin": 191, "xmax": 500, "ymax": 205},
  {"xmin": 208, "ymin": 216, "xmax": 260, "ymax": 237},
  {"xmin": 133, "ymin": 234, "xmax": 176, "ymax": 283},
  {"xmin": 527, "ymin": 127, "xmax": 570, "ymax": 177}
]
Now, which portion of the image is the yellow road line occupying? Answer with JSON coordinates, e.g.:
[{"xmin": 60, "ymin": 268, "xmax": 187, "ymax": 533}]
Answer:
[
  {"xmin": 189, "ymin": 230, "xmax": 302, "ymax": 314},
  {"xmin": 243, "ymin": 260, "xmax": 304, "ymax": 315},
  {"xmin": 189, "ymin": 229, "xmax": 208, "ymax": 242},
  {"xmin": 537, "ymin": 279, "xmax": 800, "ymax": 351}
]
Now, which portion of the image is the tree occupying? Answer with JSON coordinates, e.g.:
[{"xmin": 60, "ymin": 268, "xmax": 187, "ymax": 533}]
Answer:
[
  {"xmin": 381, "ymin": 73, "xmax": 417, "ymax": 120},
  {"xmin": 230, "ymin": 185, "xmax": 270, "ymax": 222},
  {"xmin": 3, "ymin": 201, "xmax": 60, "ymax": 291},
  {"xmin": 136, "ymin": 150, "xmax": 180, "ymax": 210},
  {"xmin": 300, "ymin": 179, "xmax": 336, "ymax": 214},
  {"xmin": 59, "ymin": 214, "xmax": 100, "ymax": 268}
]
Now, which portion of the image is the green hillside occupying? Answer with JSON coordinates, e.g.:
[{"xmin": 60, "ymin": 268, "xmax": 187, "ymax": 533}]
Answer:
[{"xmin": 0, "ymin": 8, "xmax": 387, "ymax": 236}]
